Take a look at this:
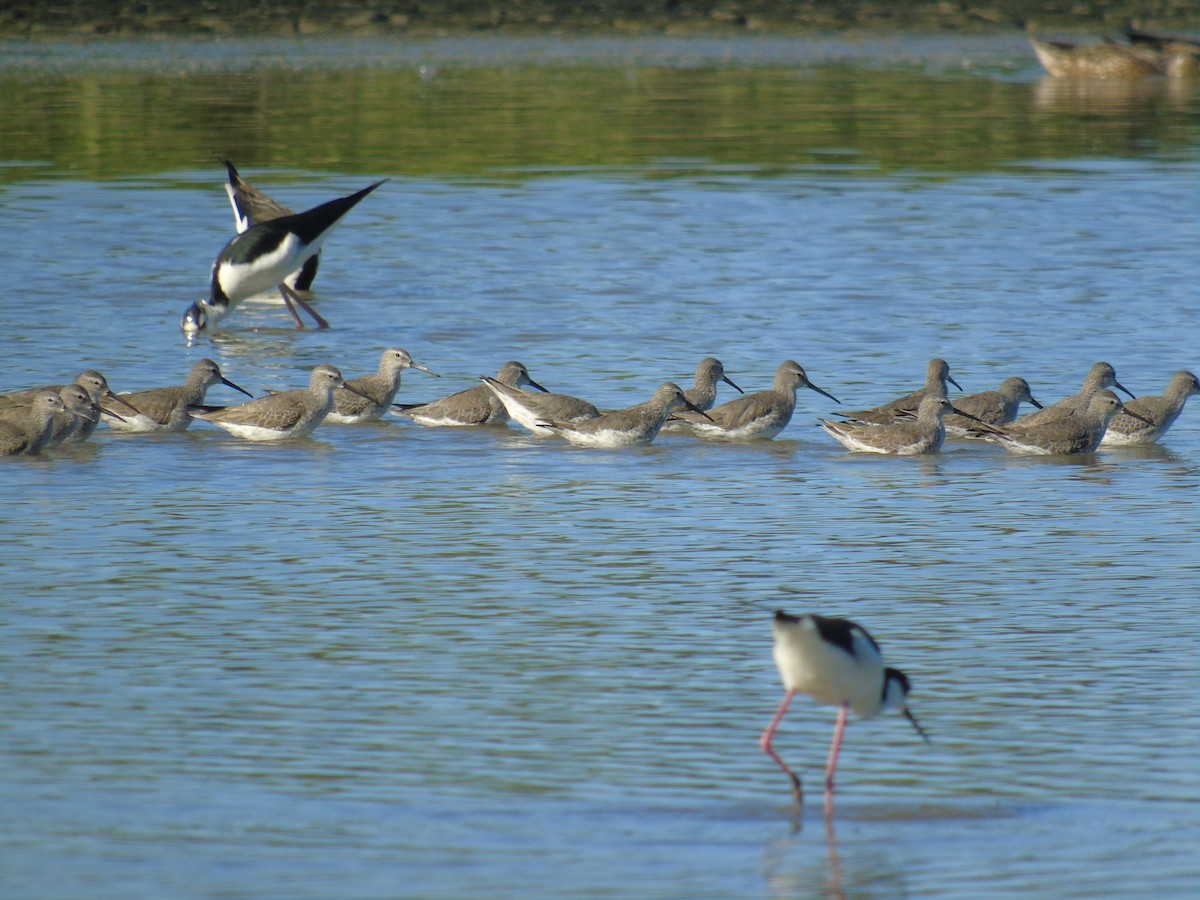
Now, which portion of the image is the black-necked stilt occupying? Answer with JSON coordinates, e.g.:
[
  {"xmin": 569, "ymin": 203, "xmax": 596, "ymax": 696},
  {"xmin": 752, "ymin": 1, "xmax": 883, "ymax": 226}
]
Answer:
[
  {"xmin": 223, "ymin": 160, "xmax": 321, "ymax": 292},
  {"xmin": 181, "ymin": 177, "xmax": 387, "ymax": 335},
  {"xmin": 760, "ymin": 610, "xmax": 929, "ymax": 807}
]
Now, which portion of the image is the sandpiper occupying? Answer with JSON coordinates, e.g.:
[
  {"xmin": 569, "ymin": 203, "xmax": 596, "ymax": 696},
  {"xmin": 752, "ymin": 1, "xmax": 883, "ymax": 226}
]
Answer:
[
  {"xmin": 670, "ymin": 360, "xmax": 839, "ymax": 441},
  {"xmin": 660, "ymin": 357, "xmax": 744, "ymax": 434},
  {"xmin": 1027, "ymin": 32, "xmax": 1165, "ymax": 78},
  {"xmin": 1100, "ymin": 370, "xmax": 1200, "ymax": 446},
  {"xmin": 103, "ymin": 359, "xmax": 252, "ymax": 433},
  {"xmin": 1011, "ymin": 361, "xmax": 1133, "ymax": 428},
  {"xmin": 395, "ymin": 361, "xmax": 548, "ymax": 427},
  {"xmin": 181, "ymin": 178, "xmax": 387, "ymax": 335},
  {"xmin": 1122, "ymin": 25, "xmax": 1200, "ymax": 77},
  {"xmin": 684, "ymin": 357, "xmax": 743, "ymax": 410},
  {"xmin": 326, "ymin": 348, "xmax": 440, "ymax": 424},
  {"xmin": 533, "ymin": 382, "xmax": 710, "ymax": 448},
  {"xmin": 480, "ymin": 375, "xmax": 600, "ymax": 436},
  {"xmin": 223, "ymin": 160, "xmax": 321, "ymax": 291},
  {"xmin": 943, "ymin": 376, "xmax": 1043, "ymax": 436},
  {"xmin": 968, "ymin": 389, "xmax": 1148, "ymax": 455},
  {"xmin": 48, "ymin": 383, "xmax": 109, "ymax": 445},
  {"xmin": 0, "ymin": 391, "xmax": 64, "ymax": 455},
  {"xmin": 761, "ymin": 611, "xmax": 928, "ymax": 809},
  {"xmin": 819, "ymin": 394, "xmax": 973, "ymax": 455},
  {"xmin": 189, "ymin": 364, "xmax": 363, "ymax": 441},
  {"xmin": 834, "ymin": 358, "xmax": 960, "ymax": 425},
  {"xmin": 0, "ymin": 370, "xmax": 135, "ymax": 415}
]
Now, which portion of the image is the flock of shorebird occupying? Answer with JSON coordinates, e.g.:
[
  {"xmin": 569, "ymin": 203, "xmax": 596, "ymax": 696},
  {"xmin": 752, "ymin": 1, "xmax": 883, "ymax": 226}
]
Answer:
[
  {"xmin": 2, "ymin": 162, "xmax": 1196, "ymax": 457},
  {"xmin": 2, "ymin": 350, "xmax": 1196, "ymax": 457},
  {"xmin": 4, "ymin": 145, "xmax": 1196, "ymax": 808}
]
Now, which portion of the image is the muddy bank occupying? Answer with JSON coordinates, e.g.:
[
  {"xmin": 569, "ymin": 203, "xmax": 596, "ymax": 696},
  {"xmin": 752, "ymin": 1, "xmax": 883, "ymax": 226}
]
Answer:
[{"xmin": 1, "ymin": 0, "xmax": 1196, "ymax": 39}]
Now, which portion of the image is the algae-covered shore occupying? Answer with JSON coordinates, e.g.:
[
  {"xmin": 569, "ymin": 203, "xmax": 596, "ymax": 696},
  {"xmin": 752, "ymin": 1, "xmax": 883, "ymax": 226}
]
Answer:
[{"xmin": 1, "ymin": 0, "xmax": 1196, "ymax": 38}]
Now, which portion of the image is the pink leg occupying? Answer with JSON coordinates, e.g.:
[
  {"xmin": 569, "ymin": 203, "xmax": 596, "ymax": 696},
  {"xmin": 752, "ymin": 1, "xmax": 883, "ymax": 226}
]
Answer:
[
  {"xmin": 279, "ymin": 283, "xmax": 329, "ymax": 330},
  {"xmin": 277, "ymin": 284, "xmax": 307, "ymax": 329},
  {"xmin": 824, "ymin": 702, "xmax": 849, "ymax": 796},
  {"xmin": 760, "ymin": 690, "xmax": 803, "ymax": 803}
]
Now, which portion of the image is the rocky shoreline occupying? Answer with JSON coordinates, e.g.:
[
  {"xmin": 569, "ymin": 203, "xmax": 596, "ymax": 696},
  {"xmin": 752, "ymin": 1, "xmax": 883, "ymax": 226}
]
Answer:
[{"xmin": 1, "ymin": 1, "xmax": 1196, "ymax": 39}]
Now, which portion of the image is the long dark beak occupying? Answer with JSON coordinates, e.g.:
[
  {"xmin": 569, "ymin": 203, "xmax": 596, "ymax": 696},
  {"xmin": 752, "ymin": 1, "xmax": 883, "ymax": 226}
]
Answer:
[
  {"xmin": 222, "ymin": 377, "xmax": 254, "ymax": 399},
  {"xmin": 949, "ymin": 405, "xmax": 986, "ymax": 424},
  {"xmin": 526, "ymin": 378, "xmax": 550, "ymax": 393},
  {"xmin": 1120, "ymin": 405, "xmax": 1153, "ymax": 425},
  {"xmin": 723, "ymin": 375, "xmax": 744, "ymax": 395},
  {"xmin": 99, "ymin": 406, "xmax": 128, "ymax": 424},
  {"xmin": 947, "ymin": 374, "xmax": 963, "ymax": 392},
  {"xmin": 683, "ymin": 397, "xmax": 714, "ymax": 421},
  {"xmin": 808, "ymin": 382, "xmax": 841, "ymax": 405},
  {"xmin": 951, "ymin": 406, "xmax": 1004, "ymax": 434},
  {"xmin": 1029, "ymin": 395, "xmax": 1044, "ymax": 409},
  {"xmin": 411, "ymin": 362, "xmax": 441, "ymax": 378},
  {"xmin": 105, "ymin": 390, "xmax": 142, "ymax": 416},
  {"xmin": 1112, "ymin": 379, "xmax": 1136, "ymax": 400},
  {"xmin": 341, "ymin": 383, "xmax": 372, "ymax": 400},
  {"xmin": 905, "ymin": 709, "xmax": 931, "ymax": 743}
]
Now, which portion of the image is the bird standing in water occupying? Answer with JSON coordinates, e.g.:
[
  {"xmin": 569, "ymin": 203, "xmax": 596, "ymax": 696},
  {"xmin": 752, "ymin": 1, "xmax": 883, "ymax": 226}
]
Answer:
[{"xmin": 760, "ymin": 611, "xmax": 929, "ymax": 811}]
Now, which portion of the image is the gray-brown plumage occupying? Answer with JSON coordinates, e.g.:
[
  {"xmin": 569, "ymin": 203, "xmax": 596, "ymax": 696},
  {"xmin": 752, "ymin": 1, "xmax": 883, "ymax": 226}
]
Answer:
[
  {"xmin": 0, "ymin": 391, "xmax": 63, "ymax": 455},
  {"xmin": 326, "ymin": 348, "xmax": 439, "ymax": 424},
  {"xmin": 661, "ymin": 357, "xmax": 744, "ymax": 434},
  {"xmin": 104, "ymin": 358, "xmax": 252, "ymax": 433},
  {"xmin": 481, "ymin": 375, "xmax": 600, "ymax": 436},
  {"xmin": 1012, "ymin": 362, "xmax": 1132, "ymax": 428},
  {"xmin": 396, "ymin": 361, "xmax": 548, "ymax": 427},
  {"xmin": 535, "ymin": 382, "xmax": 709, "ymax": 448},
  {"xmin": 683, "ymin": 357, "xmax": 742, "ymax": 410},
  {"xmin": 190, "ymin": 364, "xmax": 359, "ymax": 441},
  {"xmin": 943, "ymin": 376, "xmax": 1043, "ymax": 436},
  {"xmin": 1027, "ymin": 33, "xmax": 1164, "ymax": 78},
  {"xmin": 0, "ymin": 370, "xmax": 133, "ymax": 416},
  {"xmin": 671, "ymin": 360, "xmax": 839, "ymax": 441},
  {"xmin": 1101, "ymin": 370, "xmax": 1200, "ymax": 446},
  {"xmin": 834, "ymin": 358, "xmax": 961, "ymax": 425},
  {"xmin": 819, "ymin": 395, "xmax": 962, "ymax": 455},
  {"xmin": 968, "ymin": 389, "xmax": 1145, "ymax": 455},
  {"xmin": 48, "ymin": 384, "xmax": 104, "ymax": 445}
]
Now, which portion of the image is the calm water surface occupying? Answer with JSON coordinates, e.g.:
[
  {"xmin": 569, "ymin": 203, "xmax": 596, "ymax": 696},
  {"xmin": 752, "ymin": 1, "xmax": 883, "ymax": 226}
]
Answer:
[{"xmin": 1, "ymin": 35, "xmax": 1198, "ymax": 899}]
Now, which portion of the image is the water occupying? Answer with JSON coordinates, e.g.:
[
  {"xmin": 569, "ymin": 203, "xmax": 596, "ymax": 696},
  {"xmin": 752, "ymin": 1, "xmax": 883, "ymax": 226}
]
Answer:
[{"xmin": 1, "ymin": 35, "xmax": 1198, "ymax": 899}]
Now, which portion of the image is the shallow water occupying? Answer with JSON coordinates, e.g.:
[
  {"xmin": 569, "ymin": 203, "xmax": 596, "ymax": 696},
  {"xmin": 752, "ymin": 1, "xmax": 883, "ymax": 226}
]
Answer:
[{"xmin": 1, "ymin": 34, "xmax": 1198, "ymax": 899}]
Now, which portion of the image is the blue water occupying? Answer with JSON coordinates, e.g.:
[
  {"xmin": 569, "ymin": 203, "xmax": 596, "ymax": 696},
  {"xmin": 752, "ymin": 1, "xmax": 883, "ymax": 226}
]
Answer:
[{"xmin": 1, "ymin": 36, "xmax": 1199, "ymax": 900}]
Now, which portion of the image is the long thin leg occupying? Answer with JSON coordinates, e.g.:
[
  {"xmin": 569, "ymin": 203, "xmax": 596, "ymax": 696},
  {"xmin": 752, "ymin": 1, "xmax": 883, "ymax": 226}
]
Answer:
[
  {"xmin": 760, "ymin": 689, "xmax": 803, "ymax": 804},
  {"xmin": 279, "ymin": 282, "xmax": 329, "ymax": 330},
  {"xmin": 277, "ymin": 284, "xmax": 308, "ymax": 329},
  {"xmin": 820, "ymin": 710, "xmax": 849, "ymax": 820}
]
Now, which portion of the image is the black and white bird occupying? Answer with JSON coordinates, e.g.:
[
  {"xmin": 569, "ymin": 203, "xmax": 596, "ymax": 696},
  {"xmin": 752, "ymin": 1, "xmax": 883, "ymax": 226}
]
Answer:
[
  {"xmin": 759, "ymin": 611, "xmax": 929, "ymax": 808},
  {"xmin": 181, "ymin": 177, "xmax": 386, "ymax": 335},
  {"xmin": 222, "ymin": 160, "xmax": 321, "ymax": 292}
]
